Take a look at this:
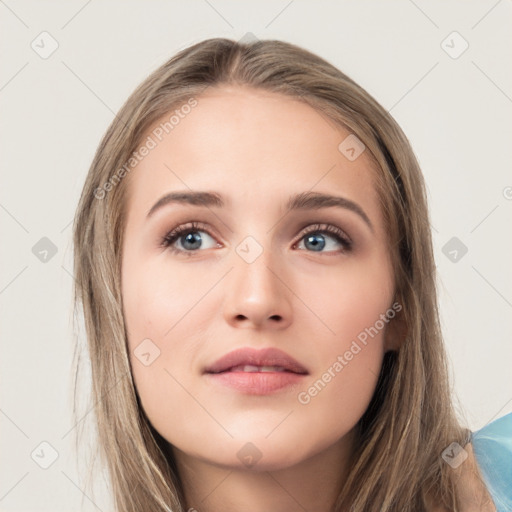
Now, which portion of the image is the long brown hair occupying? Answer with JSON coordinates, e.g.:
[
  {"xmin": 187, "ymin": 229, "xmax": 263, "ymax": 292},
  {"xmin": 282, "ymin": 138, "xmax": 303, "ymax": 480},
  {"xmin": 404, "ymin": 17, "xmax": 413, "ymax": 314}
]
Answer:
[{"xmin": 72, "ymin": 37, "xmax": 486, "ymax": 511}]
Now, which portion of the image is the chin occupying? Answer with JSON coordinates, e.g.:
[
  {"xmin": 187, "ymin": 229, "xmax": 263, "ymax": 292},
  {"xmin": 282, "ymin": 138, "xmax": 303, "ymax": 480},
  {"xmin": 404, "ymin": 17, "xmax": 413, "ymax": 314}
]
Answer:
[{"xmin": 207, "ymin": 441, "xmax": 310, "ymax": 473}]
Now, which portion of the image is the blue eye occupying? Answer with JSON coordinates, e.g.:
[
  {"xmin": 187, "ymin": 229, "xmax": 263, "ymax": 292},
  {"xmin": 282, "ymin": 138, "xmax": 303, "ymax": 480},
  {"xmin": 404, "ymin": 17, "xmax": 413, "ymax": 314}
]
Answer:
[
  {"xmin": 161, "ymin": 221, "xmax": 218, "ymax": 255},
  {"xmin": 161, "ymin": 222, "xmax": 352, "ymax": 255},
  {"xmin": 295, "ymin": 223, "xmax": 352, "ymax": 253}
]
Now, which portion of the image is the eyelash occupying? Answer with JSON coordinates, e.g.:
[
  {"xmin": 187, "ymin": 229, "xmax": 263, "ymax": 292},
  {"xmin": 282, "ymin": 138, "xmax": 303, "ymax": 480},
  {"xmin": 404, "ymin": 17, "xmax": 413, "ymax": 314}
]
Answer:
[{"xmin": 160, "ymin": 221, "xmax": 353, "ymax": 256}]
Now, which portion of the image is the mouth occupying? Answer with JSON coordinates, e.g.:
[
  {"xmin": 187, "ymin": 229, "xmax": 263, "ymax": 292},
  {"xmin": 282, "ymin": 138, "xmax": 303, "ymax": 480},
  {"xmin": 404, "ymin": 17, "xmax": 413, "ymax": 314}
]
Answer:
[
  {"xmin": 221, "ymin": 365, "xmax": 297, "ymax": 373},
  {"xmin": 204, "ymin": 347, "xmax": 308, "ymax": 395}
]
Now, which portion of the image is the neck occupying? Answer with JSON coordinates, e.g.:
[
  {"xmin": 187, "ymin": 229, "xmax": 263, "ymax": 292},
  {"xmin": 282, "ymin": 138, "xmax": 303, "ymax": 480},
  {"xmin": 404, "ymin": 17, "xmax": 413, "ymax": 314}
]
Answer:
[{"xmin": 172, "ymin": 429, "xmax": 356, "ymax": 512}]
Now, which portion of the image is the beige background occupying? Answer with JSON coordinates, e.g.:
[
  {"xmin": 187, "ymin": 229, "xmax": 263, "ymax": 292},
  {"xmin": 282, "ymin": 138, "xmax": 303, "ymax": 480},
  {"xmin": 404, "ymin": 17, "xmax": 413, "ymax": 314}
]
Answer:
[{"xmin": 1, "ymin": 1, "xmax": 511, "ymax": 510}]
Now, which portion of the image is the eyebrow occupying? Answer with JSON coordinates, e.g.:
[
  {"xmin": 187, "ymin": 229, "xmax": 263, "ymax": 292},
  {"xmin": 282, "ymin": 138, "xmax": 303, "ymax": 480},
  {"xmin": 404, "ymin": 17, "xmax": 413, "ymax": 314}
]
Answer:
[{"xmin": 146, "ymin": 190, "xmax": 374, "ymax": 232}]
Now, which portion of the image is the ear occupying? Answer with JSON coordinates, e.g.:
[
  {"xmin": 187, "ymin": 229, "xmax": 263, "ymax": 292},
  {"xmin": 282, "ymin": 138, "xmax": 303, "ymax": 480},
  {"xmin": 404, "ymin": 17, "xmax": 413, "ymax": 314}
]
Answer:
[{"xmin": 383, "ymin": 300, "xmax": 407, "ymax": 352}]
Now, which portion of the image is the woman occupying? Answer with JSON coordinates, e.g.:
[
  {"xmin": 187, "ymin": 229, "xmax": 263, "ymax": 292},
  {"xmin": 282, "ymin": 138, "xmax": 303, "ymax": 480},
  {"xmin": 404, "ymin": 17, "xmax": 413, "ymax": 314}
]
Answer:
[{"xmin": 72, "ymin": 37, "xmax": 511, "ymax": 511}]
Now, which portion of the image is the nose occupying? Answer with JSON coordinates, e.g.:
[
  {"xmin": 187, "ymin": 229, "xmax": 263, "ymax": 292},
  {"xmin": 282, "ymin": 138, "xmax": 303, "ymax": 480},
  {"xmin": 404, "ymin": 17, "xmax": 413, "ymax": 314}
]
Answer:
[{"xmin": 222, "ymin": 246, "xmax": 293, "ymax": 330}]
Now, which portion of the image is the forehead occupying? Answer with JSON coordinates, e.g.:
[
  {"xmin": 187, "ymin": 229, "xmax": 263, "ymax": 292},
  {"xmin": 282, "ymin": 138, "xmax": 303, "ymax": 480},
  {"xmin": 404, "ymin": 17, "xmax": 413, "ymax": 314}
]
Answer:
[{"xmin": 124, "ymin": 85, "xmax": 382, "ymax": 228}]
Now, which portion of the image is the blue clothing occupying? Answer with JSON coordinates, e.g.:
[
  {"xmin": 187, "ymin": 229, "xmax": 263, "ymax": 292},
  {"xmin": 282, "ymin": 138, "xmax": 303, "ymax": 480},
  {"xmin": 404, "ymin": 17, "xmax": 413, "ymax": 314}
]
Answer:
[{"xmin": 472, "ymin": 412, "xmax": 512, "ymax": 512}]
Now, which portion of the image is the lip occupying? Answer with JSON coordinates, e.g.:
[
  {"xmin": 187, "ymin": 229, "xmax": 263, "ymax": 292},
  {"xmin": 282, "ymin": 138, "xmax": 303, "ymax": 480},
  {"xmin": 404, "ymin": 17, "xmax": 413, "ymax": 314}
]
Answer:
[
  {"xmin": 204, "ymin": 347, "xmax": 309, "ymax": 395},
  {"xmin": 204, "ymin": 347, "xmax": 309, "ymax": 375}
]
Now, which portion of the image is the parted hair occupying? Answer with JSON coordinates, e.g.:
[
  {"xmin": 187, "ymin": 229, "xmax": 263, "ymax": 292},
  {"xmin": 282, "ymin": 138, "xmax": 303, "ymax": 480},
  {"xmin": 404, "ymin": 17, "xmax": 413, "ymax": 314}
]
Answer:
[{"xmin": 72, "ymin": 37, "xmax": 482, "ymax": 511}]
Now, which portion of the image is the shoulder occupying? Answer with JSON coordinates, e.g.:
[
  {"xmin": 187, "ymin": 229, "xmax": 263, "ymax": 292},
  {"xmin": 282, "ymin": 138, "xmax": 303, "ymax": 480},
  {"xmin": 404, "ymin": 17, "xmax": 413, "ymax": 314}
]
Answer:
[
  {"xmin": 427, "ymin": 414, "xmax": 512, "ymax": 512},
  {"xmin": 471, "ymin": 412, "xmax": 512, "ymax": 512}
]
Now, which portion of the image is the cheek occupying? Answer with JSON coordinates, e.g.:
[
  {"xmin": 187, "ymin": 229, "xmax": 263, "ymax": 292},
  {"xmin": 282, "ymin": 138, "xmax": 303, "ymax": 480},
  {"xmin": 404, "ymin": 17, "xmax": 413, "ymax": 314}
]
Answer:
[
  {"xmin": 298, "ymin": 254, "xmax": 394, "ymax": 345},
  {"xmin": 122, "ymin": 256, "xmax": 213, "ymax": 429},
  {"xmin": 296, "ymin": 338, "xmax": 384, "ymax": 427},
  {"xmin": 122, "ymin": 254, "xmax": 205, "ymax": 345},
  {"xmin": 291, "ymin": 257, "xmax": 393, "ymax": 423}
]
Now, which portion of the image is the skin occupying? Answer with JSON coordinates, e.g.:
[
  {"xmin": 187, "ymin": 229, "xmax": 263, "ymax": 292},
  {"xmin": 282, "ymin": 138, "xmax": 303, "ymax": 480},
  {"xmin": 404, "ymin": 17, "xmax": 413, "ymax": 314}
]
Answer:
[{"xmin": 120, "ymin": 85, "xmax": 416, "ymax": 511}]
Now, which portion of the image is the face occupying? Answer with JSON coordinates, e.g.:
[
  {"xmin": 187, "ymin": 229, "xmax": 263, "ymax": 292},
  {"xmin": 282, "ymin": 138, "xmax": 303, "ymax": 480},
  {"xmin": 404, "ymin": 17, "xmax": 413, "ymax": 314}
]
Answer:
[{"xmin": 121, "ymin": 85, "xmax": 399, "ymax": 472}]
